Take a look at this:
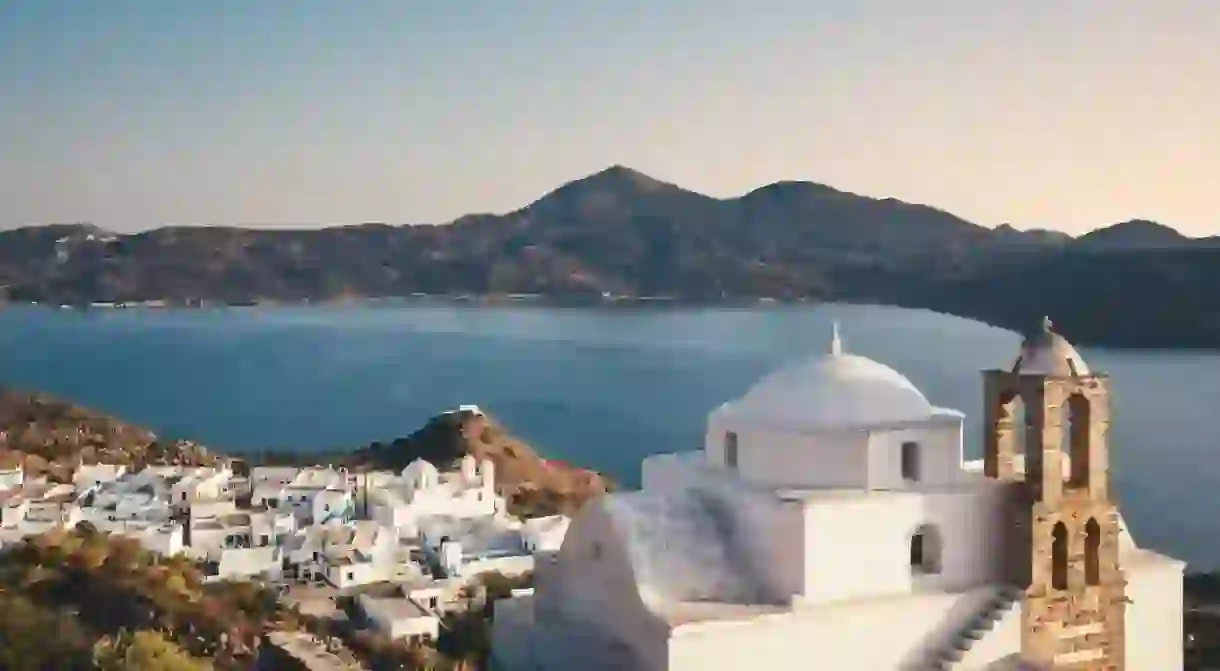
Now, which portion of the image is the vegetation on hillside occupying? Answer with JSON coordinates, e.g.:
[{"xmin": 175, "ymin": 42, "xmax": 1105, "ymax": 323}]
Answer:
[
  {"xmin": 0, "ymin": 387, "xmax": 218, "ymax": 481},
  {"xmin": 0, "ymin": 389, "xmax": 592, "ymax": 668},
  {"xmin": 0, "ymin": 528, "xmax": 530, "ymax": 670},
  {"xmin": 3, "ymin": 167, "xmax": 1219, "ymax": 348}
]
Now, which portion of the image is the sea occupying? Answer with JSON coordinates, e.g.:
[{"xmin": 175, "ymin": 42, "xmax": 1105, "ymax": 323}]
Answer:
[{"xmin": 1, "ymin": 303, "xmax": 1217, "ymax": 569}]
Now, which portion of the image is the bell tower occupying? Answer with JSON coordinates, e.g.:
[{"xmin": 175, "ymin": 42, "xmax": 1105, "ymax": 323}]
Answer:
[{"xmin": 982, "ymin": 318, "xmax": 1126, "ymax": 670}]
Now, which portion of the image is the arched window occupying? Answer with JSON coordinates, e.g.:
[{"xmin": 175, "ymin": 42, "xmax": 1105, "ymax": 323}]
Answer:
[
  {"xmin": 910, "ymin": 525, "xmax": 943, "ymax": 575},
  {"xmin": 1067, "ymin": 394, "xmax": 1091, "ymax": 489},
  {"xmin": 901, "ymin": 441, "xmax": 921, "ymax": 482},
  {"xmin": 1052, "ymin": 522, "xmax": 1069, "ymax": 590},
  {"xmin": 1085, "ymin": 518, "xmax": 1101, "ymax": 586},
  {"xmin": 724, "ymin": 431, "xmax": 739, "ymax": 470}
]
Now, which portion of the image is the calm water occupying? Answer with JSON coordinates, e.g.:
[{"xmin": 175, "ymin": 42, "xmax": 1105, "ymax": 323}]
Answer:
[{"xmin": 1, "ymin": 304, "xmax": 1218, "ymax": 569}]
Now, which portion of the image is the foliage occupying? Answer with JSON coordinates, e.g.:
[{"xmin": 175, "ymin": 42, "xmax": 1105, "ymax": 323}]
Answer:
[
  {"xmin": 0, "ymin": 531, "xmax": 258, "ymax": 668},
  {"xmin": 0, "ymin": 591, "xmax": 95, "ymax": 671},
  {"xmin": 93, "ymin": 630, "xmax": 214, "ymax": 671}
]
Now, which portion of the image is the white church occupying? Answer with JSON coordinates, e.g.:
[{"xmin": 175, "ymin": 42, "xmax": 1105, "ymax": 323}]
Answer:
[{"xmin": 492, "ymin": 321, "xmax": 1185, "ymax": 670}]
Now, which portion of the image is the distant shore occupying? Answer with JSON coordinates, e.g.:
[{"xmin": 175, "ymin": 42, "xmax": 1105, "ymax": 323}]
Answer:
[{"xmin": 5, "ymin": 295, "xmax": 1218, "ymax": 352}]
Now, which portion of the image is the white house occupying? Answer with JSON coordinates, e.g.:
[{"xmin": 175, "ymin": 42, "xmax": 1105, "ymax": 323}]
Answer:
[
  {"xmin": 171, "ymin": 467, "xmax": 234, "ymax": 511},
  {"xmin": 521, "ymin": 515, "xmax": 571, "ymax": 554},
  {"xmin": 0, "ymin": 465, "xmax": 24, "ymax": 492},
  {"xmin": 102, "ymin": 520, "xmax": 186, "ymax": 557},
  {"xmin": 73, "ymin": 464, "xmax": 128, "ymax": 492},
  {"xmin": 358, "ymin": 591, "xmax": 441, "ymax": 642},
  {"xmin": 286, "ymin": 520, "xmax": 404, "ymax": 589},
  {"xmin": 492, "ymin": 322, "xmax": 1185, "ymax": 671},
  {"xmin": 0, "ymin": 482, "xmax": 83, "ymax": 538},
  {"xmin": 252, "ymin": 467, "xmax": 352, "ymax": 524}
]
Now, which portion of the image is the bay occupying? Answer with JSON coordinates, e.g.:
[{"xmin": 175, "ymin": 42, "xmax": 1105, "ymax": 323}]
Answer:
[{"xmin": 1, "ymin": 303, "xmax": 1217, "ymax": 569}]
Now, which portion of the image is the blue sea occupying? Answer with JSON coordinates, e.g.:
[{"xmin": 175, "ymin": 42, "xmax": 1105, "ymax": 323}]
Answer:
[{"xmin": 1, "ymin": 303, "xmax": 1218, "ymax": 569}]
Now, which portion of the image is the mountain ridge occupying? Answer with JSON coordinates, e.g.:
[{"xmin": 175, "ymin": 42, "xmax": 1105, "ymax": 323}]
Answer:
[{"xmin": 2, "ymin": 165, "xmax": 1219, "ymax": 349}]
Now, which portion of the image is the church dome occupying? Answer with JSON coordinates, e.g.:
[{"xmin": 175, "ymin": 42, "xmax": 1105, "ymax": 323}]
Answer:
[
  {"xmin": 723, "ymin": 324, "xmax": 937, "ymax": 429},
  {"xmin": 1011, "ymin": 317, "xmax": 1090, "ymax": 377}
]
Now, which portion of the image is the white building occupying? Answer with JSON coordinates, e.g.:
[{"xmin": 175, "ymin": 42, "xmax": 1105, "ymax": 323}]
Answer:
[
  {"xmin": 358, "ymin": 591, "xmax": 441, "ymax": 642},
  {"xmin": 74, "ymin": 463, "xmax": 128, "ymax": 492},
  {"xmin": 522, "ymin": 514, "xmax": 572, "ymax": 554},
  {"xmin": 0, "ymin": 465, "xmax": 22, "ymax": 492},
  {"xmin": 251, "ymin": 466, "xmax": 353, "ymax": 524},
  {"xmin": 367, "ymin": 456, "xmax": 500, "ymax": 537},
  {"xmin": 284, "ymin": 520, "xmax": 405, "ymax": 589},
  {"xmin": 493, "ymin": 322, "xmax": 1185, "ymax": 671},
  {"xmin": 171, "ymin": 466, "xmax": 235, "ymax": 511}
]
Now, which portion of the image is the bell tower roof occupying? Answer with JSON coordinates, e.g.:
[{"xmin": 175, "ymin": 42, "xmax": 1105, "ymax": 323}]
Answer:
[{"xmin": 1010, "ymin": 316, "xmax": 1090, "ymax": 377}]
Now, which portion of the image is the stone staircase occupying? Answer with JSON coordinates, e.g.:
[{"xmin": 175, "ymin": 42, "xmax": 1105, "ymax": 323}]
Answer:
[{"xmin": 922, "ymin": 585, "xmax": 1024, "ymax": 670}]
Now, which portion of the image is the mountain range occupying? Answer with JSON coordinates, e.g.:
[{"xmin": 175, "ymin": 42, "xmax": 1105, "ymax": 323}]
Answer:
[{"xmin": 2, "ymin": 165, "xmax": 1218, "ymax": 349}]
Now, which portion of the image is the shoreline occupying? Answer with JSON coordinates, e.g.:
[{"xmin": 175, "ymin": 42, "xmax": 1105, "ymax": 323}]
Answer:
[{"xmin": 3, "ymin": 296, "xmax": 1218, "ymax": 352}]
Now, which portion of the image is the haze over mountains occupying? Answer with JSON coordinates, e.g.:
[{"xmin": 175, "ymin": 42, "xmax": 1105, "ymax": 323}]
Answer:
[{"xmin": 2, "ymin": 166, "xmax": 1218, "ymax": 349}]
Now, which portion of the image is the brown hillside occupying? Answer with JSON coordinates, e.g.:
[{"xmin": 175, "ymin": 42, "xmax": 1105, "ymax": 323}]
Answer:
[
  {"xmin": 0, "ymin": 388, "xmax": 607, "ymax": 517},
  {"xmin": 345, "ymin": 409, "xmax": 610, "ymax": 517},
  {"xmin": 0, "ymin": 387, "xmax": 217, "ymax": 480}
]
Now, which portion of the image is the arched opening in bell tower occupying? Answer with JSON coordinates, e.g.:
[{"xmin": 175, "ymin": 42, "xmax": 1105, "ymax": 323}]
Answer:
[
  {"xmin": 1051, "ymin": 522, "xmax": 1069, "ymax": 590},
  {"xmin": 1066, "ymin": 393, "xmax": 1091, "ymax": 489},
  {"xmin": 1000, "ymin": 393, "xmax": 1028, "ymax": 461},
  {"xmin": 1085, "ymin": 517, "xmax": 1101, "ymax": 585}
]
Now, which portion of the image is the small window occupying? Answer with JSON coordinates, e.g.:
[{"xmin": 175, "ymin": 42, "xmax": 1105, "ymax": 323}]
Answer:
[
  {"xmin": 724, "ymin": 431, "xmax": 739, "ymax": 470},
  {"xmin": 590, "ymin": 542, "xmax": 602, "ymax": 561},
  {"xmin": 910, "ymin": 525, "xmax": 942, "ymax": 575},
  {"xmin": 346, "ymin": 571, "xmax": 354, "ymax": 581},
  {"xmin": 901, "ymin": 441, "xmax": 921, "ymax": 482}
]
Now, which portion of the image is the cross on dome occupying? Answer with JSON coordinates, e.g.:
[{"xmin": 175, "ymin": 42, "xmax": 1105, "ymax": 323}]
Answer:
[{"xmin": 829, "ymin": 321, "xmax": 843, "ymax": 356}]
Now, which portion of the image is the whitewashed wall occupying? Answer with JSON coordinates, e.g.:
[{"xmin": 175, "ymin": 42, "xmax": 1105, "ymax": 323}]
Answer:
[
  {"xmin": 865, "ymin": 420, "xmax": 965, "ymax": 490},
  {"xmin": 704, "ymin": 416, "xmax": 871, "ymax": 489},
  {"xmin": 667, "ymin": 589, "xmax": 1001, "ymax": 671},
  {"xmin": 536, "ymin": 501, "xmax": 671, "ymax": 669},
  {"xmin": 800, "ymin": 486, "xmax": 1005, "ymax": 604},
  {"xmin": 641, "ymin": 452, "xmax": 805, "ymax": 604}
]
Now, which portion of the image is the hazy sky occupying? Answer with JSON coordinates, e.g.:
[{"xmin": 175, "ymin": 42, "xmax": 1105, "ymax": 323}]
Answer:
[{"xmin": 1, "ymin": 1, "xmax": 1217, "ymax": 235}]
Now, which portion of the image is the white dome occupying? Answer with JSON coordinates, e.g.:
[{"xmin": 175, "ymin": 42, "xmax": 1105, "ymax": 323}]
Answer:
[
  {"xmin": 1011, "ymin": 317, "xmax": 1090, "ymax": 377},
  {"xmin": 723, "ymin": 324, "xmax": 937, "ymax": 429}
]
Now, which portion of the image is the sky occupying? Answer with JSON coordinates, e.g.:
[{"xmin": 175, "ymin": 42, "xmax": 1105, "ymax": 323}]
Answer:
[{"xmin": 0, "ymin": 1, "xmax": 1217, "ymax": 235}]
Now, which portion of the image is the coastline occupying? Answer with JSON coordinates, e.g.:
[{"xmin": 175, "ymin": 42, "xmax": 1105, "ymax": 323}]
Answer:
[{"xmin": 4, "ymin": 295, "xmax": 1218, "ymax": 352}]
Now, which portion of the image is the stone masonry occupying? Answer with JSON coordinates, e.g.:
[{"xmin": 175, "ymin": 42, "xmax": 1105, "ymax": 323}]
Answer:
[{"xmin": 983, "ymin": 367, "xmax": 1127, "ymax": 670}]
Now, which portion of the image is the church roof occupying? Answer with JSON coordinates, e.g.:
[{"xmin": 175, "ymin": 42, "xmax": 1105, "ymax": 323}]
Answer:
[
  {"xmin": 722, "ymin": 323, "xmax": 939, "ymax": 429},
  {"xmin": 601, "ymin": 490, "xmax": 758, "ymax": 607},
  {"xmin": 1011, "ymin": 317, "xmax": 1090, "ymax": 377}
]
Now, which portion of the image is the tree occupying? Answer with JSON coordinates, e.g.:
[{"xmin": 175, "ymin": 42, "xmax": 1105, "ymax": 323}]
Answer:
[{"xmin": 93, "ymin": 629, "xmax": 214, "ymax": 671}]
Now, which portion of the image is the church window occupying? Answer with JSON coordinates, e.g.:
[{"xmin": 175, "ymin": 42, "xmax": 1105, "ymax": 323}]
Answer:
[
  {"xmin": 1066, "ymin": 394, "xmax": 1091, "ymax": 489},
  {"xmin": 1052, "ymin": 522, "xmax": 1069, "ymax": 590},
  {"xmin": 901, "ymin": 441, "xmax": 921, "ymax": 482},
  {"xmin": 1085, "ymin": 518, "xmax": 1101, "ymax": 586},
  {"xmin": 724, "ymin": 432, "xmax": 739, "ymax": 470},
  {"xmin": 910, "ymin": 524, "xmax": 942, "ymax": 575}
]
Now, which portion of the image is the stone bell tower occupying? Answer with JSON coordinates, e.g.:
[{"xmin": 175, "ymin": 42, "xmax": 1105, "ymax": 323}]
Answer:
[{"xmin": 982, "ymin": 317, "xmax": 1126, "ymax": 670}]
